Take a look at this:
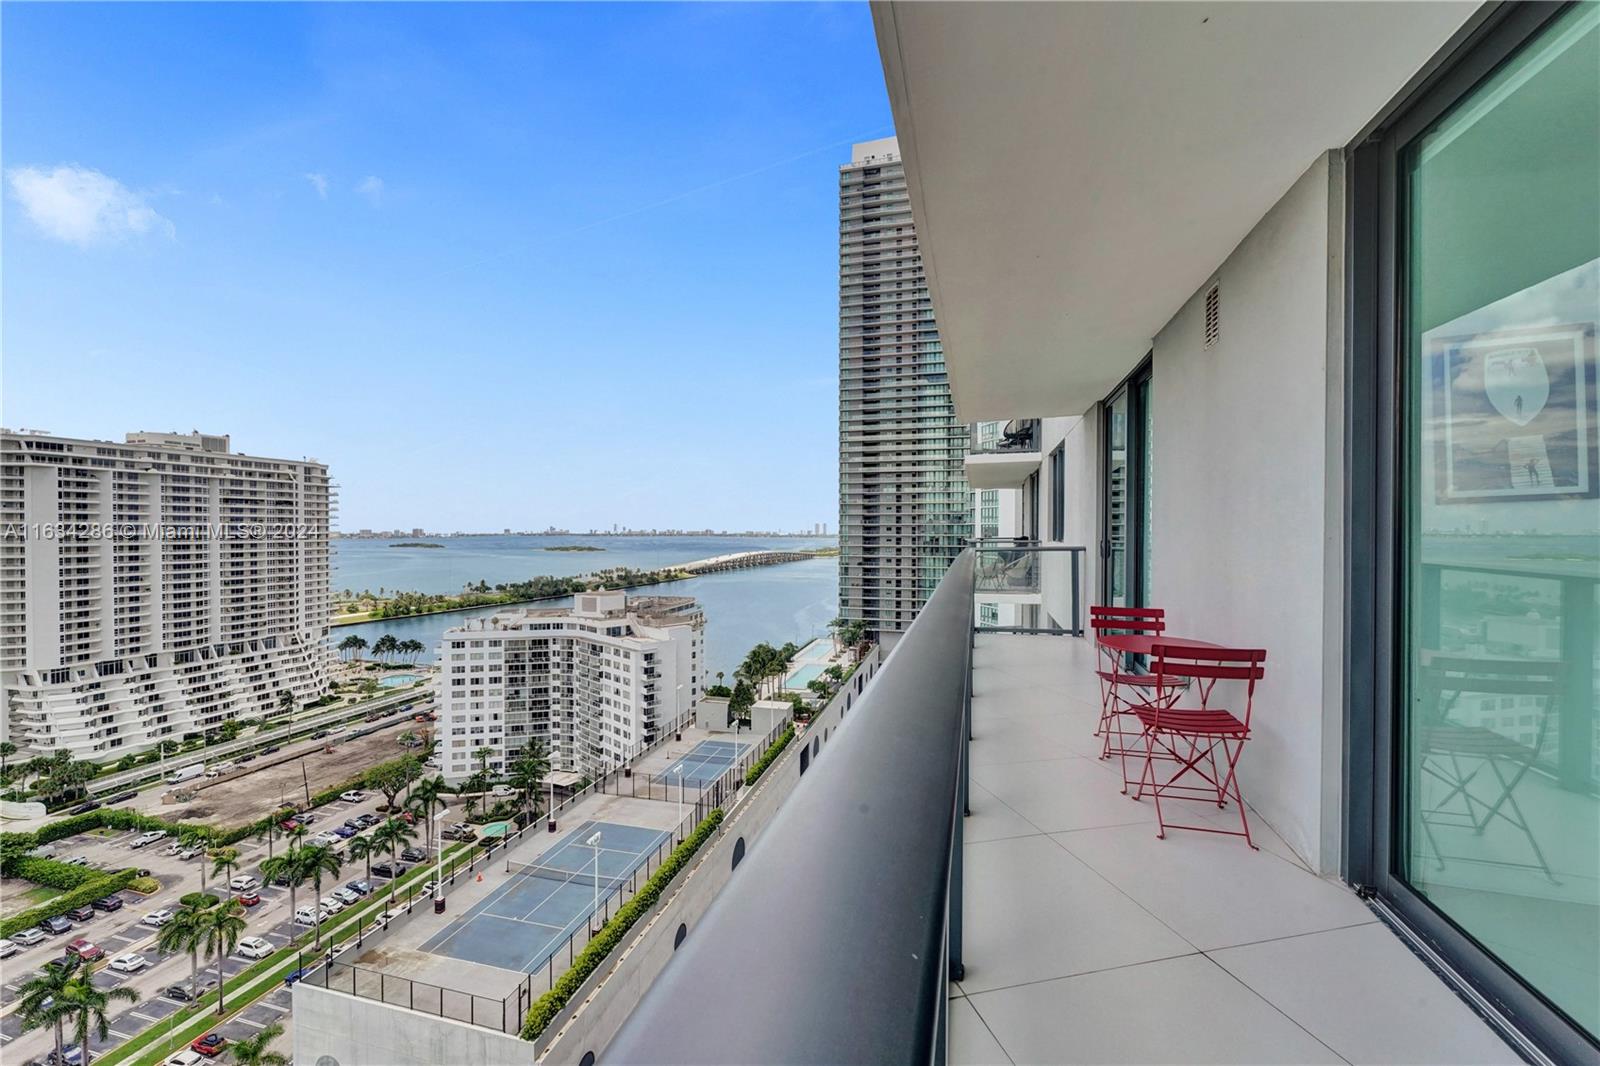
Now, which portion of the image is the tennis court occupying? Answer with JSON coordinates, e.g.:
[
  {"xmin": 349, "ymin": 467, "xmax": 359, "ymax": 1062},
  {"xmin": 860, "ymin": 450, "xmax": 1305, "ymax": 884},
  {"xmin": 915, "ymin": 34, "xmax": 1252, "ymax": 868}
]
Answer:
[
  {"xmin": 662, "ymin": 738, "xmax": 748, "ymax": 788},
  {"xmin": 417, "ymin": 820, "xmax": 670, "ymax": 973}
]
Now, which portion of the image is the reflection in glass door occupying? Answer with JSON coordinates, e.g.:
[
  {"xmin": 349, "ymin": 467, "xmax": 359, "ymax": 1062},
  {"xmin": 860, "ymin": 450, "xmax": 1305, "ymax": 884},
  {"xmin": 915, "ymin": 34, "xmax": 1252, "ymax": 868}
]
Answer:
[
  {"xmin": 1102, "ymin": 361, "xmax": 1152, "ymax": 606},
  {"xmin": 1398, "ymin": 2, "xmax": 1598, "ymax": 1043}
]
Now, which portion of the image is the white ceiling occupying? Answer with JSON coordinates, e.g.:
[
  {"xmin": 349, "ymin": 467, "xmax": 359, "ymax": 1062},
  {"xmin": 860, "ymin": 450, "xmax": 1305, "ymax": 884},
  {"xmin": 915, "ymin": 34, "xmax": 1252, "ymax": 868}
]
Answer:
[{"xmin": 872, "ymin": 1, "xmax": 1478, "ymax": 421}]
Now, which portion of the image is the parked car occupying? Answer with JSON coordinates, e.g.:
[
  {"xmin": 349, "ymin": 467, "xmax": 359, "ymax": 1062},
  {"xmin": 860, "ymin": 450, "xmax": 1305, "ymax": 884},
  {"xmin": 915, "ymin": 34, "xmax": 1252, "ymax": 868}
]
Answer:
[
  {"xmin": 45, "ymin": 1042, "xmax": 85, "ymax": 1065},
  {"xmin": 399, "ymin": 811, "xmax": 416, "ymax": 825},
  {"xmin": 293, "ymin": 906, "xmax": 328, "ymax": 926},
  {"xmin": 344, "ymin": 879, "xmax": 371, "ymax": 896},
  {"xmin": 91, "ymin": 895, "xmax": 124, "ymax": 912},
  {"xmin": 108, "ymin": 952, "xmax": 149, "ymax": 973},
  {"xmin": 354, "ymin": 814, "xmax": 379, "ymax": 829},
  {"xmin": 401, "ymin": 847, "xmax": 427, "ymax": 863},
  {"xmin": 41, "ymin": 916, "xmax": 73, "ymax": 935},
  {"xmin": 66, "ymin": 905, "xmax": 96, "ymax": 922},
  {"xmin": 295, "ymin": 812, "xmax": 317, "ymax": 824},
  {"xmin": 310, "ymin": 730, "xmax": 330, "ymax": 740},
  {"xmin": 228, "ymin": 875, "xmax": 259, "ymax": 892},
  {"xmin": 283, "ymin": 967, "xmax": 311, "ymax": 986},
  {"xmin": 370, "ymin": 862, "xmax": 405, "ymax": 879},
  {"xmin": 332, "ymin": 825, "xmax": 357, "ymax": 839},
  {"xmin": 332, "ymin": 887, "xmax": 360, "ymax": 905},
  {"xmin": 339, "ymin": 789, "xmax": 365, "ymax": 803},
  {"xmin": 11, "ymin": 928, "xmax": 47, "ymax": 947},
  {"xmin": 178, "ymin": 845, "xmax": 203, "ymax": 860},
  {"xmin": 235, "ymin": 890, "xmax": 261, "ymax": 908},
  {"xmin": 236, "ymin": 753, "xmax": 257, "ymax": 764},
  {"xmin": 318, "ymin": 896, "xmax": 344, "ymax": 915},
  {"xmin": 109, "ymin": 790, "xmax": 139, "ymax": 804},
  {"xmin": 68, "ymin": 801, "xmax": 101, "ymax": 815},
  {"xmin": 62, "ymin": 855, "xmax": 90, "ymax": 867},
  {"xmin": 65, "ymin": 939, "xmax": 102, "ymax": 961},
  {"xmin": 260, "ymin": 745, "xmax": 282, "ymax": 755},
  {"xmin": 162, "ymin": 981, "xmax": 213, "ymax": 1002},
  {"xmin": 162, "ymin": 1050, "xmax": 205, "ymax": 1066},
  {"xmin": 278, "ymin": 819, "xmax": 300, "ymax": 832},
  {"xmin": 190, "ymin": 1032, "xmax": 227, "ymax": 1057},
  {"xmin": 0, "ymin": 940, "xmax": 16, "ymax": 959},
  {"xmin": 141, "ymin": 909, "xmax": 174, "ymax": 928},
  {"xmin": 40, "ymin": 956, "xmax": 78, "ymax": 978},
  {"xmin": 129, "ymin": 832, "xmax": 163, "ymax": 849},
  {"xmin": 163, "ymin": 842, "xmax": 184, "ymax": 856},
  {"xmin": 236, "ymin": 936, "xmax": 273, "ymax": 960}
]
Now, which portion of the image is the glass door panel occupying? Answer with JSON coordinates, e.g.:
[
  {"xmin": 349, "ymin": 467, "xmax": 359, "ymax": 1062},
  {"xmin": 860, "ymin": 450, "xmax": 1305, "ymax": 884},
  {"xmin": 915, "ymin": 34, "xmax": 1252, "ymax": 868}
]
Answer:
[{"xmin": 1399, "ymin": 2, "xmax": 1599, "ymax": 1038}]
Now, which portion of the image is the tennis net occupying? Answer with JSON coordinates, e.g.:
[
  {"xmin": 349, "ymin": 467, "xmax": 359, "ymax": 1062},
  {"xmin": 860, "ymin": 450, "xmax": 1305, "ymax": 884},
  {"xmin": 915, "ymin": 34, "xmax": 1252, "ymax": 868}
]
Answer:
[{"xmin": 504, "ymin": 858, "xmax": 624, "ymax": 889}]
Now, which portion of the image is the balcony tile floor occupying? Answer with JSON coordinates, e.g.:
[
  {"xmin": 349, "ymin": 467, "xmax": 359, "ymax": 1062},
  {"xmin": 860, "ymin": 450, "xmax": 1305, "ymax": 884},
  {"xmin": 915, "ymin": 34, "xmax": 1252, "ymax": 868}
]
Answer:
[{"xmin": 953, "ymin": 633, "xmax": 1520, "ymax": 1065}]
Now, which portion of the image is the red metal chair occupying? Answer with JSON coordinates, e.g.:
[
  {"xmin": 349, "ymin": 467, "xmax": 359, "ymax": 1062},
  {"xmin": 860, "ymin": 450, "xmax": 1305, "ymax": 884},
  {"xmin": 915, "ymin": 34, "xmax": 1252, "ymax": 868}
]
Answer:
[
  {"xmin": 1089, "ymin": 606, "xmax": 1166, "ymax": 760},
  {"xmin": 1130, "ymin": 644, "xmax": 1266, "ymax": 848}
]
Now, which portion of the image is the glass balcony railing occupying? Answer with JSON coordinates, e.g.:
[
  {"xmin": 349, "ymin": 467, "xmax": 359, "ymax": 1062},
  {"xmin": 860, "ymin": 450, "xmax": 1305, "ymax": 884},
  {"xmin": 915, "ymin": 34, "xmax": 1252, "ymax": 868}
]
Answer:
[
  {"xmin": 968, "ymin": 418, "xmax": 1041, "ymax": 455},
  {"xmin": 606, "ymin": 547, "xmax": 1085, "ymax": 1062}
]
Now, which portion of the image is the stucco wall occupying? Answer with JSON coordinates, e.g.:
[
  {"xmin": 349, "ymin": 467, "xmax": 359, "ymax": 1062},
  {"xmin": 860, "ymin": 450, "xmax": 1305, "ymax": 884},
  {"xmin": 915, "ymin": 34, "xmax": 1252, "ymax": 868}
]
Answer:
[{"xmin": 1148, "ymin": 151, "xmax": 1345, "ymax": 871}]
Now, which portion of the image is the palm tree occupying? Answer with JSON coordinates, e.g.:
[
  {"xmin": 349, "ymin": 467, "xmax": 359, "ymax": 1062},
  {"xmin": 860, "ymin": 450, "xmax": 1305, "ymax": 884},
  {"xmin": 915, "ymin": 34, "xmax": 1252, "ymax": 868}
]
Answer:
[
  {"xmin": 227, "ymin": 1020, "xmax": 290, "ymax": 1066},
  {"xmin": 505, "ymin": 745, "xmax": 549, "ymax": 826},
  {"xmin": 211, "ymin": 847, "xmax": 241, "ymax": 891},
  {"xmin": 260, "ymin": 854, "xmax": 306, "ymax": 936},
  {"xmin": 473, "ymin": 746, "xmax": 495, "ymax": 777},
  {"xmin": 0, "ymin": 739, "xmax": 17, "ymax": 779},
  {"xmin": 63, "ymin": 959, "xmax": 139, "ymax": 1065},
  {"xmin": 345, "ymin": 834, "xmax": 377, "ymax": 883},
  {"xmin": 255, "ymin": 820, "xmax": 282, "ymax": 863},
  {"xmin": 297, "ymin": 845, "xmax": 343, "ymax": 950},
  {"xmin": 371, "ymin": 818, "xmax": 416, "ymax": 898},
  {"xmin": 407, "ymin": 775, "xmax": 449, "ymax": 856},
  {"xmin": 17, "ymin": 955, "xmax": 79, "ymax": 1066},
  {"xmin": 284, "ymin": 823, "xmax": 308, "ymax": 853},
  {"xmin": 158, "ymin": 897, "xmax": 216, "ymax": 998},
  {"xmin": 277, "ymin": 688, "xmax": 297, "ymax": 718},
  {"xmin": 196, "ymin": 901, "xmax": 249, "ymax": 1015},
  {"xmin": 179, "ymin": 830, "xmax": 213, "ymax": 892}
]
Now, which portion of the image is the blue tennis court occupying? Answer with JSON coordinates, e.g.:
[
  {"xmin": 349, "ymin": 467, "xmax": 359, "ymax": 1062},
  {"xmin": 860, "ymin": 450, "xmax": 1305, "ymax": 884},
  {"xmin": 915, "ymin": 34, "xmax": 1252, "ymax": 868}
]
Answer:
[
  {"xmin": 417, "ymin": 820, "xmax": 670, "ymax": 974},
  {"xmin": 662, "ymin": 738, "xmax": 749, "ymax": 787}
]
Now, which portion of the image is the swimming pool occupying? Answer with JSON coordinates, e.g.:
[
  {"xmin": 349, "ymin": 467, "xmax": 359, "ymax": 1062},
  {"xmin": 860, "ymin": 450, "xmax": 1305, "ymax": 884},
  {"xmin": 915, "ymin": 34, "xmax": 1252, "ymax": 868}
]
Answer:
[
  {"xmin": 378, "ymin": 673, "xmax": 422, "ymax": 688},
  {"xmin": 784, "ymin": 663, "xmax": 827, "ymax": 689}
]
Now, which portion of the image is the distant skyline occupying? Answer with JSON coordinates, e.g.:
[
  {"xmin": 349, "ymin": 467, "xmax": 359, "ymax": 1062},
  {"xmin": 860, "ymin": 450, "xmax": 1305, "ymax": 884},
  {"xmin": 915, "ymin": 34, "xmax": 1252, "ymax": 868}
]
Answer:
[{"xmin": 1, "ymin": 2, "xmax": 889, "ymax": 531}]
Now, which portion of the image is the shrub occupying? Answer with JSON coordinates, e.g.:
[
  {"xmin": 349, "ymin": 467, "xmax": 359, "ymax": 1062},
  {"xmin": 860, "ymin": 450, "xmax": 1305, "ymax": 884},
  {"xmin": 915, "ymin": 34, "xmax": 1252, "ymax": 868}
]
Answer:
[
  {"xmin": 0, "ymin": 868, "xmax": 138, "ymax": 939},
  {"xmin": 521, "ymin": 809, "xmax": 723, "ymax": 1041},
  {"xmin": 180, "ymin": 892, "xmax": 220, "ymax": 908},
  {"xmin": 744, "ymin": 725, "xmax": 795, "ymax": 786},
  {"xmin": 127, "ymin": 876, "xmax": 160, "ymax": 894},
  {"xmin": 1, "ymin": 854, "xmax": 102, "ymax": 890}
]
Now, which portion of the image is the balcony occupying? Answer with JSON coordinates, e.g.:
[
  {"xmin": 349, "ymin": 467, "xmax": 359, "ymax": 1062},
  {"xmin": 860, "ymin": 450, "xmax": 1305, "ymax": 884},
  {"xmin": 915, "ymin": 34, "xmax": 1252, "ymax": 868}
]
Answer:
[
  {"xmin": 606, "ymin": 549, "xmax": 1518, "ymax": 1065},
  {"xmin": 964, "ymin": 419, "xmax": 1041, "ymax": 489}
]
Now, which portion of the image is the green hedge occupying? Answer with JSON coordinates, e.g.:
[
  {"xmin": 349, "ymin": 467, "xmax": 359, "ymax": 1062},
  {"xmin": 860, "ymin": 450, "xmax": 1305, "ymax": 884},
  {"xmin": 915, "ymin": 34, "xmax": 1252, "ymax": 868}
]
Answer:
[
  {"xmin": 1, "ymin": 854, "xmax": 103, "ymax": 890},
  {"xmin": 32, "ymin": 808, "xmax": 213, "ymax": 848},
  {"xmin": 521, "ymin": 809, "xmax": 723, "ymax": 1041},
  {"xmin": 0, "ymin": 868, "xmax": 138, "ymax": 939},
  {"xmin": 744, "ymin": 725, "xmax": 795, "ymax": 786}
]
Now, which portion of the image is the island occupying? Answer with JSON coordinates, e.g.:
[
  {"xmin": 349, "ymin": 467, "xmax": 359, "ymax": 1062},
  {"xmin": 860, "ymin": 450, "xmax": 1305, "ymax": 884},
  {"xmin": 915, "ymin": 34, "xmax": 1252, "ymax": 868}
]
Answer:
[
  {"xmin": 543, "ymin": 545, "xmax": 605, "ymax": 552},
  {"xmin": 389, "ymin": 542, "xmax": 446, "ymax": 549}
]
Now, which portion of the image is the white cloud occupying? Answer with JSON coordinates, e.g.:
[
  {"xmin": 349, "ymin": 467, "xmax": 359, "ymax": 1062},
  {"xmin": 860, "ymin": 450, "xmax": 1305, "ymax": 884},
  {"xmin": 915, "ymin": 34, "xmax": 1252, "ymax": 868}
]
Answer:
[
  {"xmin": 7, "ymin": 164, "xmax": 173, "ymax": 245},
  {"xmin": 305, "ymin": 172, "xmax": 329, "ymax": 199},
  {"xmin": 356, "ymin": 175, "xmax": 384, "ymax": 206}
]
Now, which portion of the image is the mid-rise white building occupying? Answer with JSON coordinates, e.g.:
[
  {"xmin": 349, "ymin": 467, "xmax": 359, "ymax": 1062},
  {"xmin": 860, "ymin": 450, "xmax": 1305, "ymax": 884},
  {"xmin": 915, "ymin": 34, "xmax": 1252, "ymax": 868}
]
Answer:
[
  {"xmin": 434, "ymin": 590, "xmax": 702, "ymax": 782},
  {"xmin": 1, "ymin": 429, "xmax": 334, "ymax": 759}
]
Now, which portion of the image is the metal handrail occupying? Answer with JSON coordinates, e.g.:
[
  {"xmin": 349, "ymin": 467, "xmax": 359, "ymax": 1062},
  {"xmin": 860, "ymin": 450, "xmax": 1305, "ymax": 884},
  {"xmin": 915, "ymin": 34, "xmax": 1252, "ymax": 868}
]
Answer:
[{"xmin": 604, "ymin": 550, "xmax": 975, "ymax": 1065}]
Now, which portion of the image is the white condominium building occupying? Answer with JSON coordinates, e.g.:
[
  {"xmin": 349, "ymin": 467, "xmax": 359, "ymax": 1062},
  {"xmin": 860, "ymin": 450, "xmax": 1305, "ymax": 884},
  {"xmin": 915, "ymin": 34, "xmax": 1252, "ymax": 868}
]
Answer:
[
  {"xmin": 435, "ymin": 590, "xmax": 702, "ymax": 782},
  {"xmin": 1, "ymin": 429, "xmax": 334, "ymax": 759}
]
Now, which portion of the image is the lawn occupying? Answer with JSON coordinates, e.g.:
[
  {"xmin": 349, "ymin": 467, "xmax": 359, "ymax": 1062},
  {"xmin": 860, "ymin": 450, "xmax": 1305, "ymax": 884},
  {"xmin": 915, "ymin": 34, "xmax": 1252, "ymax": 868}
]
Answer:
[{"xmin": 0, "ymin": 880, "xmax": 65, "ymax": 917}]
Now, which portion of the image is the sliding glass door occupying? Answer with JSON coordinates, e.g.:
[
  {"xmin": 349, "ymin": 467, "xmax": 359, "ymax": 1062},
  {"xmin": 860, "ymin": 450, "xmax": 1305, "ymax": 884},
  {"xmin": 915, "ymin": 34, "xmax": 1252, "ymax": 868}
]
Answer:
[
  {"xmin": 1102, "ymin": 360, "xmax": 1152, "ymax": 606},
  {"xmin": 1353, "ymin": 4, "xmax": 1598, "ymax": 1057}
]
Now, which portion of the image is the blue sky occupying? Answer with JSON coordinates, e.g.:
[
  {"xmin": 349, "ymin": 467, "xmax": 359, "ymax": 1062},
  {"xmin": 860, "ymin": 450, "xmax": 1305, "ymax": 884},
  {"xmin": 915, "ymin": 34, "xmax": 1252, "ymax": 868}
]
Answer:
[{"xmin": 2, "ymin": 2, "xmax": 887, "ymax": 532}]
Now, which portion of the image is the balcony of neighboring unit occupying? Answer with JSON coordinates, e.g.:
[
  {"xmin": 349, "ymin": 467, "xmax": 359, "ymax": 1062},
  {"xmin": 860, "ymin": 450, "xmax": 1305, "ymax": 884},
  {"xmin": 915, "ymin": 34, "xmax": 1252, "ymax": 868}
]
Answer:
[{"xmin": 963, "ymin": 419, "xmax": 1041, "ymax": 488}]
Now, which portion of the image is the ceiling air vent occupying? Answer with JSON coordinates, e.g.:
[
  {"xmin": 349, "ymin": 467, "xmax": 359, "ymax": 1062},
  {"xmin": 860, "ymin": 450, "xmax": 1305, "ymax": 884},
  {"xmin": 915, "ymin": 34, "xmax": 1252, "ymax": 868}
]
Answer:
[{"xmin": 1203, "ymin": 284, "xmax": 1220, "ymax": 350}]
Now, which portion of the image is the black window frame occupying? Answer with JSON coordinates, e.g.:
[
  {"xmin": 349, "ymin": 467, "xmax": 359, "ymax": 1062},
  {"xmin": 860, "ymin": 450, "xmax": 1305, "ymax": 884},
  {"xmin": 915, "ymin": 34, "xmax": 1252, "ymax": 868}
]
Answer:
[
  {"xmin": 1345, "ymin": 4, "xmax": 1596, "ymax": 1061},
  {"xmin": 1049, "ymin": 443, "xmax": 1066, "ymax": 542}
]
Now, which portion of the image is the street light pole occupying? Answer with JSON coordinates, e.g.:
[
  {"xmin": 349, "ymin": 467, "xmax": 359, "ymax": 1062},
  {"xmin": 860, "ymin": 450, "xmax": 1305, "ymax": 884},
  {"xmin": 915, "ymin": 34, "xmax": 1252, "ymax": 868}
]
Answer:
[
  {"xmin": 672, "ymin": 765, "xmax": 683, "ymax": 839},
  {"xmin": 586, "ymin": 830, "xmax": 603, "ymax": 934}
]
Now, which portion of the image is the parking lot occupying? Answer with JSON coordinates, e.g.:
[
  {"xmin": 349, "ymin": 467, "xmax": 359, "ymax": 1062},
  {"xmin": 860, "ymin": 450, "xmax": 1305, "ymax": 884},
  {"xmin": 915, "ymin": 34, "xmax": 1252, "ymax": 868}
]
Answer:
[{"xmin": 1, "ymin": 782, "xmax": 466, "ymax": 1065}]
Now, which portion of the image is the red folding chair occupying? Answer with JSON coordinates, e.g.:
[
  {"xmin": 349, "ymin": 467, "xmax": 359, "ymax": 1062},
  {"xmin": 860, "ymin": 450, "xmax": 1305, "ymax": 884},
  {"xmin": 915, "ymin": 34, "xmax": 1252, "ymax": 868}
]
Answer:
[
  {"xmin": 1130, "ymin": 644, "xmax": 1266, "ymax": 848},
  {"xmin": 1089, "ymin": 606, "xmax": 1166, "ymax": 760}
]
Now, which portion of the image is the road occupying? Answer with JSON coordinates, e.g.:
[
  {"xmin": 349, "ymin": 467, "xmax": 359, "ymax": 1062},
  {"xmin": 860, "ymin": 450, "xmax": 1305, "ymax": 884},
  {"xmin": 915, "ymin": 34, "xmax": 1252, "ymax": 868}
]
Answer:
[{"xmin": 3, "ymin": 785, "xmax": 464, "ymax": 1065}]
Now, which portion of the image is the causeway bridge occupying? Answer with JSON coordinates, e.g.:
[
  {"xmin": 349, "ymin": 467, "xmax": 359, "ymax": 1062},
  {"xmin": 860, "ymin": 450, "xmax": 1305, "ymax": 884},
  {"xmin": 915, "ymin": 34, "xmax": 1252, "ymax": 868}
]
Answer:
[{"xmin": 678, "ymin": 550, "xmax": 826, "ymax": 575}]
